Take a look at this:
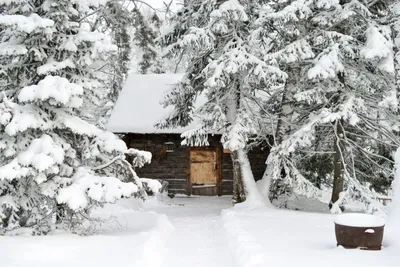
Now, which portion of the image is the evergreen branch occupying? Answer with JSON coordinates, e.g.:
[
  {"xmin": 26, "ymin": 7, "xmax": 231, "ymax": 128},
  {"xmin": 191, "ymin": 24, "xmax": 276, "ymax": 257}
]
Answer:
[
  {"xmin": 92, "ymin": 155, "xmax": 123, "ymax": 171},
  {"xmin": 133, "ymin": 0, "xmax": 159, "ymax": 12},
  {"xmin": 345, "ymin": 137, "xmax": 395, "ymax": 164}
]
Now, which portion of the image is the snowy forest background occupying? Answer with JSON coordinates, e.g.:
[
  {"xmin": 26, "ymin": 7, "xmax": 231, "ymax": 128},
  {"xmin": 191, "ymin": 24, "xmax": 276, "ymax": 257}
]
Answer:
[{"xmin": 0, "ymin": 0, "xmax": 400, "ymax": 235}]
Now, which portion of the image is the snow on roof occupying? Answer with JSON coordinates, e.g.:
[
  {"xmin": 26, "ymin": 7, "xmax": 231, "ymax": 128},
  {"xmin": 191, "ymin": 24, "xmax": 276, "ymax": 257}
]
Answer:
[{"xmin": 106, "ymin": 73, "xmax": 201, "ymax": 134}]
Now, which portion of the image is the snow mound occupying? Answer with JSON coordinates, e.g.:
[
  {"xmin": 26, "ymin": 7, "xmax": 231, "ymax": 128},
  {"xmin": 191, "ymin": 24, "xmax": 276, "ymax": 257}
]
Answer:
[
  {"xmin": 136, "ymin": 213, "xmax": 174, "ymax": 267},
  {"xmin": 140, "ymin": 178, "xmax": 162, "ymax": 194},
  {"xmin": 334, "ymin": 213, "xmax": 385, "ymax": 227},
  {"xmin": 222, "ymin": 209, "xmax": 265, "ymax": 267}
]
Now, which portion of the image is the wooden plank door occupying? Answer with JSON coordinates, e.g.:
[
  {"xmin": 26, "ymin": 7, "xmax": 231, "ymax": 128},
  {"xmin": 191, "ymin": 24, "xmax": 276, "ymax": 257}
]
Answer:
[{"xmin": 189, "ymin": 148, "xmax": 220, "ymax": 196}]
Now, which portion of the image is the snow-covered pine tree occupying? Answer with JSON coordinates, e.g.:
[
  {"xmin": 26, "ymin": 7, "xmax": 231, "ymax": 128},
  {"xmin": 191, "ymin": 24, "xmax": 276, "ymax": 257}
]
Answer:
[
  {"xmin": 99, "ymin": 1, "xmax": 134, "ymax": 101},
  {"xmin": 86, "ymin": 0, "xmax": 135, "ymax": 126},
  {"xmin": 132, "ymin": 6, "xmax": 164, "ymax": 74},
  {"xmin": 0, "ymin": 0, "xmax": 147, "ymax": 234},
  {"xmin": 256, "ymin": 0, "xmax": 398, "ymax": 213},
  {"xmin": 388, "ymin": 0, "xmax": 400, "ymax": 229},
  {"xmin": 392, "ymin": 1, "xmax": 400, "ymax": 97},
  {"xmin": 160, "ymin": 0, "xmax": 286, "ymax": 205}
]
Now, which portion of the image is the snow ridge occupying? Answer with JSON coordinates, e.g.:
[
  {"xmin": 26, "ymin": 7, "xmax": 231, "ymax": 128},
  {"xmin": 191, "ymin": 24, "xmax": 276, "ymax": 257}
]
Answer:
[
  {"xmin": 137, "ymin": 213, "xmax": 174, "ymax": 267},
  {"xmin": 221, "ymin": 209, "xmax": 265, "ymax": 267}
]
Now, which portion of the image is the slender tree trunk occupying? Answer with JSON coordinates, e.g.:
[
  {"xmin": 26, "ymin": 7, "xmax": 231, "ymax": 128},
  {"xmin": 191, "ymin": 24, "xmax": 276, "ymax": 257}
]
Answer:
[
  {"xmin": 330, "ymin": 119, "xmax": 345, "ymax": 210},
  {"xmin": 232, "ymin": 150, "xmax": 246, "ymax": 203},
  {"xmin": 226, "ymin": 81, "xmax": 263, "ymax": 205},
  {"xmin": 232, "ymin": 148, "xmax": 265, "ymax": 205},
  {"xmin": 261, "ymin": 67, "xmax": 298, "ymax": 201},
  {"xmin": 329, "ymin": 73, "xmax": 346, "ymax": 210},
  {"xmin": 226, "ymin": 82, "xmax": 245, "ymax": 203},
  {"xmin": 275, "ymin": 67, "xmax": 298, "ymax": 144}
]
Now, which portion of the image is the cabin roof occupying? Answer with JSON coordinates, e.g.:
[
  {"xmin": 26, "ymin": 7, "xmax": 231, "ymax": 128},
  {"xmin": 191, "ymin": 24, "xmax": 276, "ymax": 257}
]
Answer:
[{"xmin": 106, "ymin": 73, "xmax": 203, "ymax": 134}]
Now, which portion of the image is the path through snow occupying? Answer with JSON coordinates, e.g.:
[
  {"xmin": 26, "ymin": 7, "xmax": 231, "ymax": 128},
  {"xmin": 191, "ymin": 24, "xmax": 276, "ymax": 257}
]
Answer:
[{"xmin": 152, "ymin": 196, "xmax": 234, "ymax": 267}]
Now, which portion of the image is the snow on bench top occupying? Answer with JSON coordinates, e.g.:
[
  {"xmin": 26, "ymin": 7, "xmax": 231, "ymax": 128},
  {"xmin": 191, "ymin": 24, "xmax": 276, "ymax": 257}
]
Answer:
[
  {"xmin": 106, "ymin": 73, "xmax": 205, "ymax": 134},
  {"xmin": 334, "ymin": 213, "xmax": 385, "ymax": 227}
]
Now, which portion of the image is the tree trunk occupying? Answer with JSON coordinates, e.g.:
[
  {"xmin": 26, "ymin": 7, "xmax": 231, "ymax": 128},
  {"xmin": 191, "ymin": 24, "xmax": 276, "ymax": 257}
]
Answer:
[
  {"xmin": 232, "ymin": 150, "xmax": 246, "ymax": 204},
  {"xmin": 231, "ymin": 148, "xmax": 265, "ymax": 205},
  {"xmin": 226, "ymin": 81, "xmax": 245, "ymax": 203},
  {"xmin": 274, "ymin": 67, "xmax": 298, "ymax": 144},
  {"xmin": 261, "ymin": 67, "xmax": 298, "ymax": 201},
  {"xmin": 330, "ymin": 119, "xmax": 345, "ymax": 210},
  {"xmin": 225, "ymin": 81, "xmax": 263, "ymax": 205}
]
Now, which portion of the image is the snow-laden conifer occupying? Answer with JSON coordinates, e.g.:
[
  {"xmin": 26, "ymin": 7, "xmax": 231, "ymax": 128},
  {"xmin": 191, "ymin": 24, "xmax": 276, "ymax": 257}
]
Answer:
[
  {"xmin": 0, "ymin": 0, "xmax": 147, "ymax": 234},
  {"xmin": 161, "ymin": 0, "xmax": 286, "ymax": 205},
  {"xmin": 255, "ymin": 0, "xmax": 398, "ymax": 213}
]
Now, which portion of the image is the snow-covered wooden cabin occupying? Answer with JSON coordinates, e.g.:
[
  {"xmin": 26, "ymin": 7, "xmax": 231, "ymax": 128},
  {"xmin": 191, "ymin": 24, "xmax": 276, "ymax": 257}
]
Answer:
[{"xmin": 107, "ymin": 74, "xmax": 268, "ymax": 196}]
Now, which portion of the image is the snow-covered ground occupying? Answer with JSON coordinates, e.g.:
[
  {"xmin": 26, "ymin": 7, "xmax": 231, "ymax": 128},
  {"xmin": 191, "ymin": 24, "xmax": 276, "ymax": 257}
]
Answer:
[
  {"xmin": 1, "ymin": 196, "xmax": 399, "ymax": 267},
  {"xmin": 223, "ymin": 207, "xmax": 399, "ymax": 267},
  {"xmin": 0, "ymin": 198, "xmax": 173, "ymax": 267}
]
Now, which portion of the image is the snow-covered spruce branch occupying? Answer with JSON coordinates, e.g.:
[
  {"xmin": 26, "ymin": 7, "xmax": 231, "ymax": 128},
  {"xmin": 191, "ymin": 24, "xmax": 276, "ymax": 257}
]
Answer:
[
  {"xmin": 119, "ymin": 158, "xmax": 145, "ymax": 193},
  {"xmin": 345, "ymin": 138, "xmax": 394, "ymax": 165},
  {"xmin": 329, "ymin": 120, "xmax": 387, "ymax": 213},
  {"xmin": 284, "ymin": 157, "xmax": 320, "ymax": 198},
  {"xmin": 345, "ymin": 131, "xmax": 399, "ymax": 148},
  {"xmin": 131, "ymin": 0, "xmax": 159, "ymax": 12},
  {"xmin": 92, "ymin": 149, "xmax": 152, "ymax": 190},
  {"xmin": 358, "ymin": 115, "xmax": 400, "ymax": 146},
  {"xmin": 92, "ymin": 155, "xmax": 125, "ymax": 171},
  {"xmin": 78, "ymin": 0, "xmax": 159, "ymax": 23},
  {"xmin": 25, "ymin": 204, "xmax": 57, "ymax": 229},
  {"xmin": 78, "ymin": 6, "xmax": 105, "ymax": 22},
  {"xmin": 126, "ymin": 148, "xmax": 152, "ymax": 168}
]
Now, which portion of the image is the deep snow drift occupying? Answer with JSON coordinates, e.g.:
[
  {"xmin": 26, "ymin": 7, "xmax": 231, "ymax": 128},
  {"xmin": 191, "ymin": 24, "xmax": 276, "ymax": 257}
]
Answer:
[{"xmin": 1, "ymin": 195, "xmax": 399, "ymax": 267}]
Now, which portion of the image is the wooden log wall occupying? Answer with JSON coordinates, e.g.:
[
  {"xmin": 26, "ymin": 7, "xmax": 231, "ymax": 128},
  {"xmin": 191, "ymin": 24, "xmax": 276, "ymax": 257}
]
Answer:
[{"xmin": 123, "ymin": 133, "xmax": 269, "ymax": 196}]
